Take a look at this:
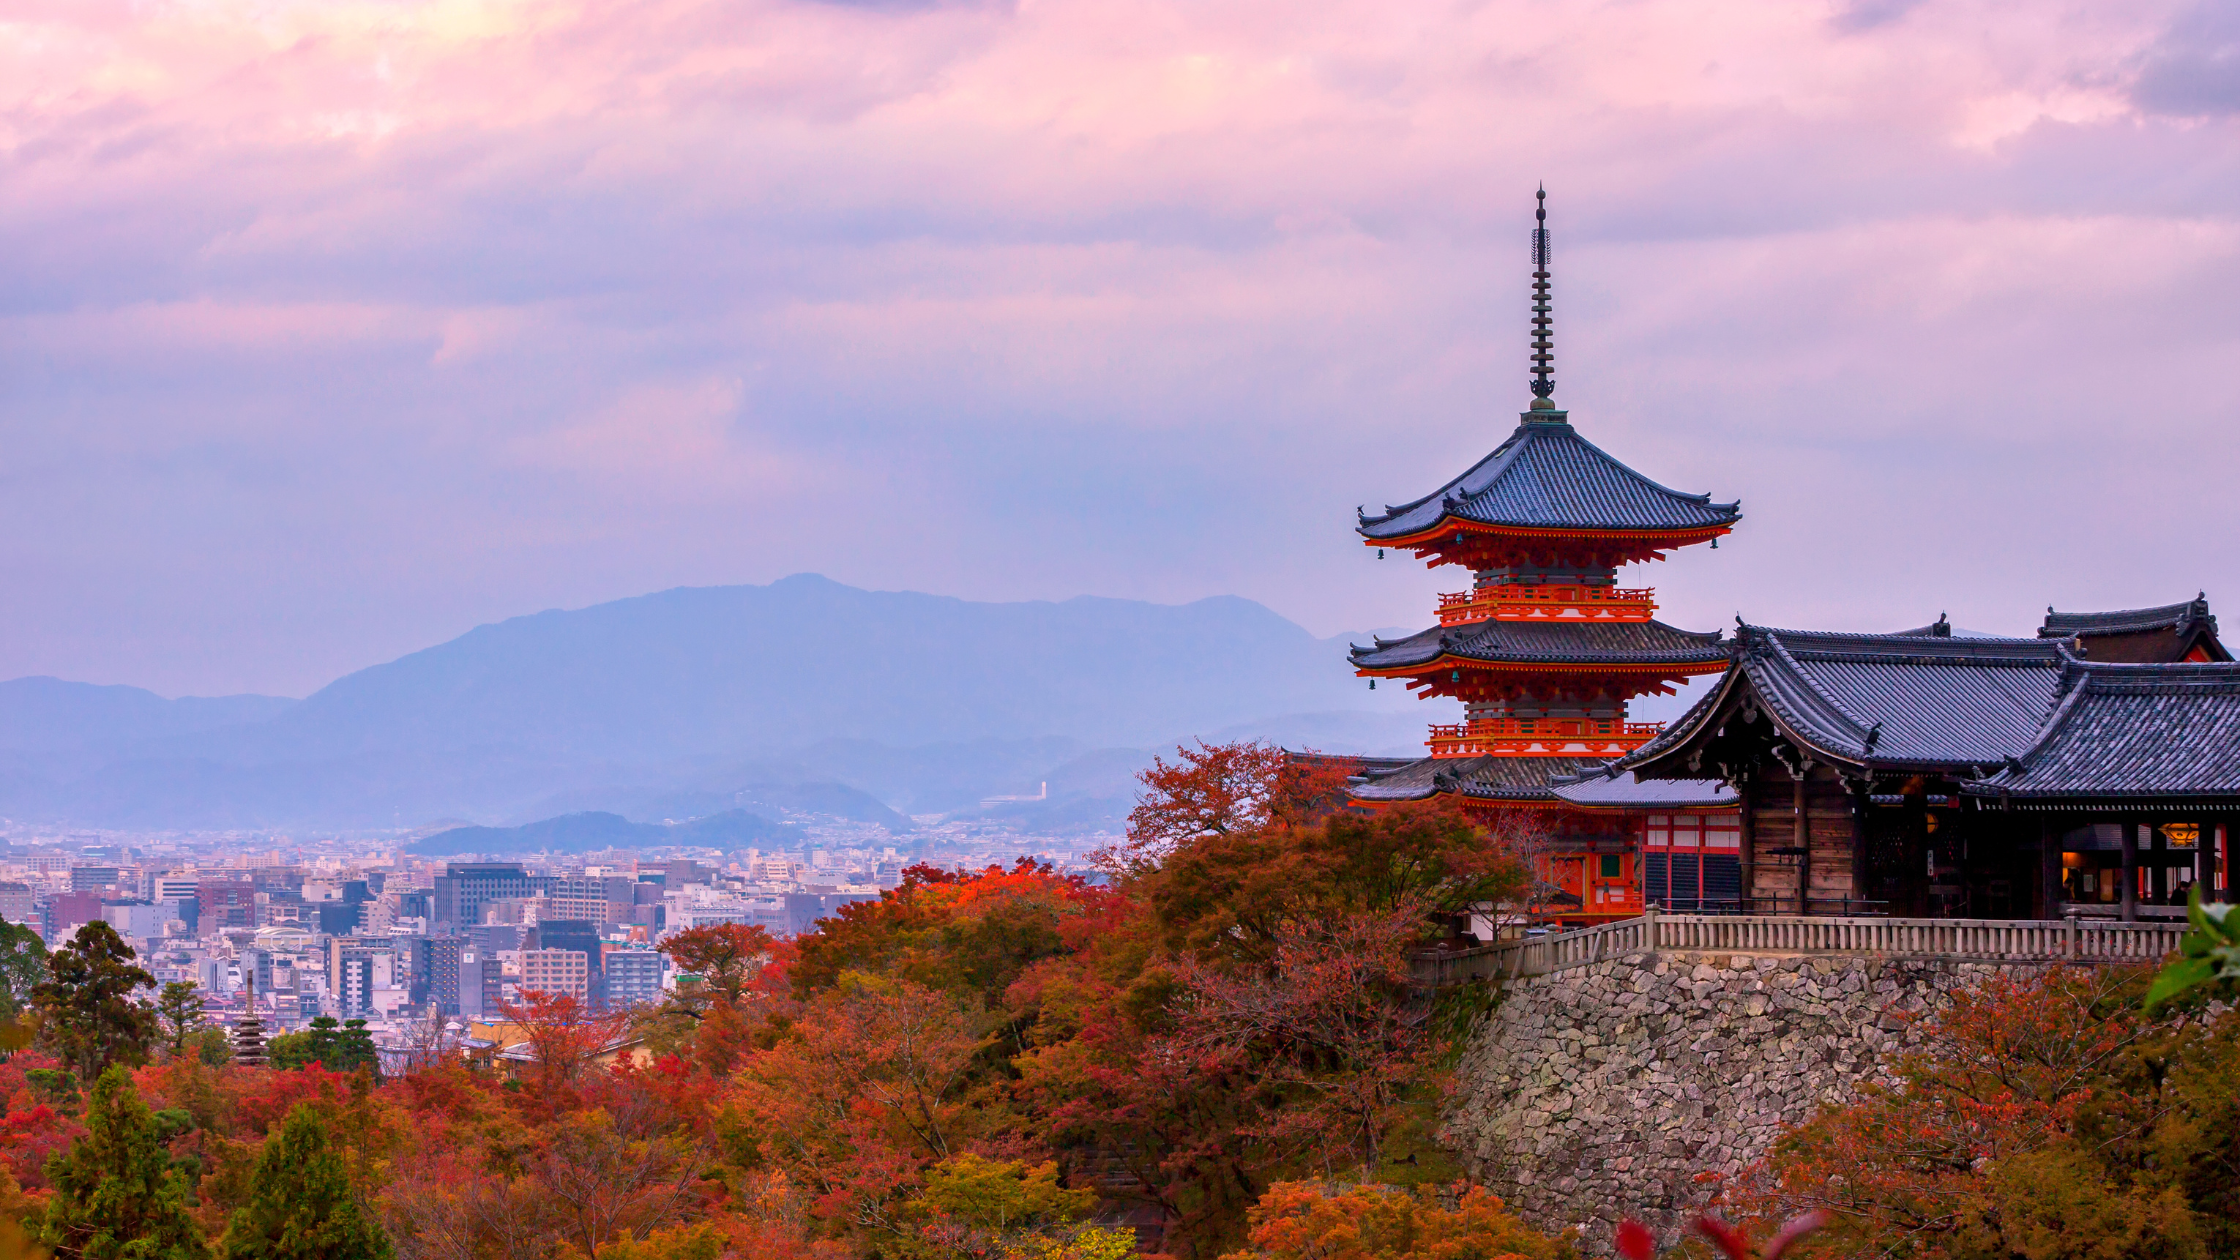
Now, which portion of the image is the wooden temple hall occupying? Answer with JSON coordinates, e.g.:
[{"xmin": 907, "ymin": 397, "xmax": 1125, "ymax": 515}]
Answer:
[{"xmin": 1340, "ymin": 190, "xmax": 2240, "ymax": 923}]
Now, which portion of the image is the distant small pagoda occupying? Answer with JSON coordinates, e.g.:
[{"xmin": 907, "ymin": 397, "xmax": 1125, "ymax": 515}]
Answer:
[{"xmin": 231, "ymin": 972, "xmax": 269, "ymax": 1067}]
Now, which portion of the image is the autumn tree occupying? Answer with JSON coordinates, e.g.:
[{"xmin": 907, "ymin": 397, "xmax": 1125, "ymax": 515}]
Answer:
[
  {"xmin": 221, "ymin": 1103, "xmax": 394, "ymax": 1260},
  {"xmin": 1220, "ymin": 1182, "xmax": 1565, "ymax": 1260},
  {"xmin": 791, "ymin": 860, "xmax": 1126, "ymax": 1026},
  {"xmin": 498, "ymin": 990, "xmax": 628, "ymax": 1107},
  {"xmin": 656, "ymin": 923, "xmax": 774, "ymax": 1014},
  {"xmin": 1146, "ymin": 799, "xmax": 1525, "ymax": 966},
  {"xmin": 897, "ymin": 1153, "xmax": 1134, "ymax": 1260},
  {"xmin": 1729, "ymin": 966, "xmax": 2239, "ymax": 1258},
  {"xmin": 1100, "ymin": 742, "xmax": 1354, "ymax": 878},
  {"xmin": 727, "ymin": 976, "xmax": 991, "ymax": 1238},
  {"xmin": 37, "ymin": 1064, "xmax": 209, "ymax": 1260},
  {"xmin": 1166, "ymin": 899, "xmax": 1446, "ymax": 1179},
  {"xmin": 524, "ymin": 1108, "xmax": 707, "ymax": 1257},
  {"xmin": 32, "ymin": 922, "xmax": 158, "ymax": 1080}
]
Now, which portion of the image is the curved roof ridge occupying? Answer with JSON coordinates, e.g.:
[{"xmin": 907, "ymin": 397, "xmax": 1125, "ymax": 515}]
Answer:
[
  {"xmin": 1747, "ymin": 623, "xmax": 2053, "ymax": 649},
  {"xmin": 1348, "ymin": 618, "xmax": 1730, "ymax": 670},
  {"xmin": 1758, "ymin": 628, "xmax": 1875, "ymax": 754},
  {"xmin": 1360, "ymin": 428, "xmax": 1534, "ymax": 525},
  {"xmin": 1359, "ymin": 416, "xmax": 1741, "ymax": 539},
  {"xmin": 2040, "ymin": 593, "xmax": 2214, "ymax": 637}
]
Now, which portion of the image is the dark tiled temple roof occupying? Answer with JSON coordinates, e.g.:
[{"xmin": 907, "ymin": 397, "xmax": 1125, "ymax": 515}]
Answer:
[
  {"xmin": 1357, "ymin": 415, "xmax": 1741, "ymax": 540},
  {"xmin": 1626, "ymin": 624, "xmax": 2070, "ymax": 772},
  {"xmin": 2041, "ymin": 595, "xmax": 2215, "ymax": 639},
  {"xmin": 1349, "ymin": 753, "xmax": 1610, "ymax": 803},
  {"xmin": 2037, "ymin": 594, "xmax": 2229, "ymax": 663},
  {"xmin": 1548, "ymin": 770, "xmax": 1736, "ymax": 810},
  {"xmin": 1350, "ymin": 618, "xmax": 1727, "ymax": 671},
  {"xmin": 1966, "ymin": 658, "xmax": 2240, "ymax": 799}
]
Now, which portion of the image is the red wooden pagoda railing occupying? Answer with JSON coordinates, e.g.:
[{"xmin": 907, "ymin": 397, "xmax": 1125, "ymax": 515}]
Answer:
[
  {"xmin": 1437, "ymin": 585, "xmax": 1658, "ymax": 625},
  {"xmin": 1426, "ymin": 717, "xmax": 1663, "ymax": 758}
]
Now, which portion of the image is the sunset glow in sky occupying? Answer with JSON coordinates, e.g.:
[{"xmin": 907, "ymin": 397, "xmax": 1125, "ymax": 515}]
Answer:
[{"xmin": 6, "ymin": 0, "xmax": 2240, "ymax": 696}]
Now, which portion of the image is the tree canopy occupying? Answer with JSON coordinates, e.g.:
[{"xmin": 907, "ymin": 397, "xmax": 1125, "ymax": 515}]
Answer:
[
  {"xmin": 32, "ymin": 922, "xmax": 158, "ymax": 1080},
  {"xmin": 36, "ymin": 1065, "xmax": 209, "ymax": 1260}
]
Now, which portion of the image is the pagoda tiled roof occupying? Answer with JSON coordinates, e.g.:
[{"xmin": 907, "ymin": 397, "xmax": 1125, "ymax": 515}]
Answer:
[
  {"xmin": 1348, "ymin": 753, "xmax": 1610, "ymax": 803},
  {"xmin": 2041, "ymin": 595, "xmax": 2216, "ymax": 639},
  {"xmin": 1357, "ymin": 414, "xmax": 1740, "ymax": 541},
  {"xmin": 1624, "ymin": 624, "xmax": 2070, "ymax": 773},
  {"xmin": 1965, "ymin": 658, "xmax": 2240, "ymax": 801},
  {"xmin": 1350, "ymin": 618, "xmax": 1727, "ymax": 672}
]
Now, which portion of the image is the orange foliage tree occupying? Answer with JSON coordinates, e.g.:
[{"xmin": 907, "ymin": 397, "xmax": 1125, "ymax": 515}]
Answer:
[
  {"xmin": 1007, "ymin": 748, "xmax": 1530, "ymax": 1255},
  {"xmin": 1167, "ymin": 898, "xmax": 1445, "ymax": 1179},
  {"xmin": 726, "ymin": 977, "xmax": 992, "ymax": 1237},
  {"xmin": 1725, "ymin": 966, "xmax": 2240, "ymax": 1258},
  {"xmin": 496, "ymin": 990, "xmax": 629, "ymax": 1110},
  {"xmin": 1219, "ymin": 1181, "xmax": 1567, "ymax": 1260},
  {"xmin": 1101, "ymin": 742, "xmax": 1356, "ymax": 878},
  {"xmin": 657, "ymin": 923, "xmax": 776, "ymax": 1014}
]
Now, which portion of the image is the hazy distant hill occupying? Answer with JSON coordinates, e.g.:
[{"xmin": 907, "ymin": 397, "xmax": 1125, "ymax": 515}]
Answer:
[
  {"xmin": 241, "ymin": 574, "xmax": 1393, "ymax": 757},
  {"xmin": 0, "ymin": 575, "xmax": 1425, "ymax": 830},
  {"xmin": 0, "ymin": 678, "xmax": 294, "ymax": 754},
  {"xmin": 410, "ymin": 808, "xmax": 795, "ymax": 856}
]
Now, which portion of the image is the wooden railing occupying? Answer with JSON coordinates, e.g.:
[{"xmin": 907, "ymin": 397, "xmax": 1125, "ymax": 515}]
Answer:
[
  {"xmin": 1436, "ymin": 585, "xmax": 1658, "ymax": 625},
  {"xmin": 1415, "ymin": 911, "xmax": 2189, "ymax": 986},
  {"xmin": 1425, "ymin": 717, "xmax": 1663, "ymax": 759}
]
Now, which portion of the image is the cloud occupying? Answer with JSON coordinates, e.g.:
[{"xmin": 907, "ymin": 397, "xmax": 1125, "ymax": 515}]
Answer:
[
  {"xmin": 2132, "ymin": 0, "xmax": 2240, "ymax": 117},
  {"xmin": 1, "ymin": 0, "xmax": 2237, "ymax": 701}
]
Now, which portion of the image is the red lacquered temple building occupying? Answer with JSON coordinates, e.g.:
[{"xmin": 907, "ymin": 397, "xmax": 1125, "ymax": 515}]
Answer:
[{"xmin": 1345, "ymin": 191, "xmax": 1742, "ymax": 923}]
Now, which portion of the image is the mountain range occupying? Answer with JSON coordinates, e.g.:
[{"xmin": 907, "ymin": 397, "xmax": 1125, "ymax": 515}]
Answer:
[{"xmin": 0, "ymin": 574, "xmax": 1433, "ymax": 832}]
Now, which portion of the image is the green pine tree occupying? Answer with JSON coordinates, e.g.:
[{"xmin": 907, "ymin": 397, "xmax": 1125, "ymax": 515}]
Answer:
[
  {"xmin": 36, "ymin": 1064, "xmax": 210, "ymax": 1260},
  {"xmin": 220, "ymin": 1103, "xmax": 392, "ymax": 1260}
]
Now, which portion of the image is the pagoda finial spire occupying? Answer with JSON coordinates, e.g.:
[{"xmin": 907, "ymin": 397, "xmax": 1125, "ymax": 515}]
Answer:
[{"xmin": 1529, "ymin": 186, "xmax": 1557, "ymax": 412}]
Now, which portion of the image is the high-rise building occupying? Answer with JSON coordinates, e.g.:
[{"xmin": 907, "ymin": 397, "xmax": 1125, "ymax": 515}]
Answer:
[
  {"xmin": 534, "ymin": 875, "xmax": 637, "ymax": 925},
  {"xmin": 325, "ymin": 937, "xmax": 396, "ymax": 1017},
  {"xmin": 518, "ymin": 949, "xmax": 589, "ymax": 1001},
  {"xmin": 532, "ymin": 919, "xmax": 601, "ymax": 997},
  {"xmin": 69, "ymin": 866, "xmax": 121, "ymax": 893},
  {"xmin": 600, "ymin": 947, "xmax": 663, "ymax": 1009},
  {"xmin": 44, "ymin": 892, "xmax": 104, "ymax": 941},
  {"xmin": 317, "ymin": 901, "xmax": 365, "ymax": 936},
  {"xmin": 422, "ymin": 936, "xmax": 464, "ymax": 1013},
  {"xmin": 199, "ymin": 881, "xmax": 257, "ymax": 929},
  {"xmin": 433, "ymin": 863, "xmax": 532, "ymax": 928},
  {"xmin": 457, "ymin": 945, "xmax": 502, "ymax": 1018}
]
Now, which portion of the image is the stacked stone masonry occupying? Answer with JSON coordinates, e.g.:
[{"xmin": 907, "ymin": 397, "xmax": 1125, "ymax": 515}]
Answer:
[{"xmin": 1442, "ymin": 950, "xmax": 2064, "ymax": 1254}]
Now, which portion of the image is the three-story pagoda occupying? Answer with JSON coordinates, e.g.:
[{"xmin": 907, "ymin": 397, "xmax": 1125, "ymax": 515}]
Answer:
[{"xmin": 1347, "ymin": 190, "xmax": 1741, "ymax": 920}]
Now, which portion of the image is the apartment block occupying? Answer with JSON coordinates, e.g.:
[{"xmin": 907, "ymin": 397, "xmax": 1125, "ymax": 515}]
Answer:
[
  {"xmin": 518, "ymin": 949, "xmax": 590, "ymax": 1001},
  {"xmin": 600, "ymin": 947, "xmax": 663, "ymax": 1009}
]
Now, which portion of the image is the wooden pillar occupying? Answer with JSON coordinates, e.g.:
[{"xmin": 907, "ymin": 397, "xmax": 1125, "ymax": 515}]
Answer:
[
  {"xmin": 2196, "ymin": 820, "xmax": 2214, "ymax": 903},
  {"xmin": 2119, "ymin": 822, "xmax": 2138, "ymax": 923},
  {"xmin": 2221, "ymin": 820, "xmax": 2235, "ymax": 905},
  {"xmin": 2040, "ymin": 818, "xmax": 2063, "ymax": 920},
  {"xmin": 1850, "ymin": 780, "xmax": 1872, "ymax": 916},
  {"xmin": 1737, "ymin": 775, "xmax": 1757, "ymax": 915},
  {"xmin": 1794, "ymin": 768, "xmax": 1812, "ymax": 916},
  {"xmin": 2150, "ymin": 825, "xmax": 2168, "ymax": 904}
]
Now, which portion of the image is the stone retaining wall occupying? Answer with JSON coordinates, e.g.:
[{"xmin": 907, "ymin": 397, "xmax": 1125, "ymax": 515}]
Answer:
[{"xmin": 1442, "ymin": 950, "xmax": 2056, "ymax": 1253}]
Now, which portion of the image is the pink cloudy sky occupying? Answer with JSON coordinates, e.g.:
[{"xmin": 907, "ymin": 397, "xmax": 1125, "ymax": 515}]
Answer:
[{"xmin": 4, "ymin": 0, "xmax": 2239, "ymax": 698}]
